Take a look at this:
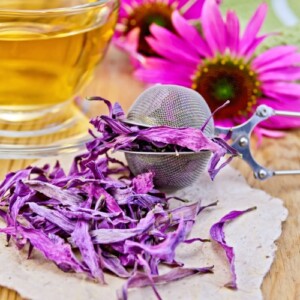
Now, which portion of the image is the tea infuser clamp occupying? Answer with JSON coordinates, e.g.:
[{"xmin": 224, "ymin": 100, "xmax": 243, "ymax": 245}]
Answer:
[
  {"xmin": 215, "ymin": 104, "xmax": 300, "ymax": 180},
  {"xmin": 122, "ymin": 84, "xmax": 300, "ymax": 191}
]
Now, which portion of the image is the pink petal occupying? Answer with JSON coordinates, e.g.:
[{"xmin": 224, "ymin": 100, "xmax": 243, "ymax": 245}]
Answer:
[
  {"xmin": 258, "ymin": 96, "xmax": 300, "ymax": 111},
  {"xmin": 146, "ymin": 35, "xmax": 199, "ymax": 65},
  {"xmin": 120, "ymin": 0, "xmax": 135, "ymax": 5},
  {"xmin": 150, "ymin": 24, "xmax": 198, "ymax": 57},
  {"xmin": 210, "ymin": 207, "xmax": 256, "ymax": 289},
  {"xmin": 262, "ymin": 116, "xmax": 300, "ymax": 129},
  {"xmin": 201, "ymin": 0, "xmax": 226, "ymax": 54},
  {"xmin": 214, "ymin": 118, "xmax": 238, "ymax": 128},
  {"xmin": 255, "ymin": 53, "xmax": 300, "ymax": 73},
  {"xmin": 252, "ymin": 45, "xmax": 298, "ymax": 69},
  {"xmin": 113, "ymin": 28, "xmax": 142, "ymax": 68},
  {"xmin": 239, "ymin": 3, "xmax": 268, "ymax": 55},
  {"xmin": 171, "ymin": 11, "xmax": 213, "ymax": 57},
  {"xmin": 117, "ymin": 0, "xmax": 138, "ymax": 19},
  {"xmin": 243, "ymin": 34, "xmax": 269, "ymax": 60},
  {"xmin": 168, "ymin": 0, "xmax": 186, "ymax": 7},
  {"xmin": 180, "ymin": 0, "xmax": 205, "ymax": 19},
  {"xmin": 135, "ymin": 69, "xmax": 192, "ymax": 86},
  {"xmin": 259, "ymin": 67, "xmax": 300, "ymax": 81},
  {"xmin": 214, "ymin": 111, "xmax": 250, "ymax": 128},
  {"xmin": 142, "ymin": 57, "xmax": 196, "ymax": 74},
  {"xmin": 262, "ymin": 82, "xmax": 300, "ymax": 97},
  {"xmin": 256, "ymin": 128, "xmax": 285, "ymax": 137},
  {"xmin": 226, "ymin": 10, "xmax": 240, "ymax": 55},
  {"xmin": 119, "ymin": 4, "xmax": 132, "ymax": 17},
  {"xmin": 257, "ymin": 96, "xmax": 300, "ymax": 131},
  {"xmin": 261, "ymin": 90, "xmax": 299, "ymax": 103},
  {"xmin": 253, "ymin": 128, "xmax": 285, "ymax": 145}
]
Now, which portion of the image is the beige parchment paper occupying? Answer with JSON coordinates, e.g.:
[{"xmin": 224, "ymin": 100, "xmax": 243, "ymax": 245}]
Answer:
[{"xmin": 0, "ymin": 155, "xmax": 288, "ymax": 300}]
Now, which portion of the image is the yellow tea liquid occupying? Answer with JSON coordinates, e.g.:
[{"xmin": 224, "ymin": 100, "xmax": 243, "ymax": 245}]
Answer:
[{"xmin": 0, "ymin": 1, "xmax": 118, "ymax": 109}]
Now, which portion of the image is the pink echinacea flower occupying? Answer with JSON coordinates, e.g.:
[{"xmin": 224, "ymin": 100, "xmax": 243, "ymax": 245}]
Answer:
[
  {"xmin": 135, "ymin": 1, "xmax": 300, "ymax": 134},
  {"xmin": 114, "ymin": 0, "xmax": 221, "ymax": 61}
]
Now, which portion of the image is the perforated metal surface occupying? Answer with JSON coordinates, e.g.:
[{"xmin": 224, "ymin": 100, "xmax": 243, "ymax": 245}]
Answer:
[
  {"xmin": 125, "ymin": 151, "xmax": 211, "ymax": 192},
  {"xmin": 125, "ymin": 84, "xmax": 215, "ymax": 192},
  {"xmin": 127, "ymin": 84, "xmax": 214, "ymax": 136}
]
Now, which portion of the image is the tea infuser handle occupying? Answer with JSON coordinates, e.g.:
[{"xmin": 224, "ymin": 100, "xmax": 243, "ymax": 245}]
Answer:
[{"xmin": 215, "ymin": 105, "xmax": 300, "ymax": 180}]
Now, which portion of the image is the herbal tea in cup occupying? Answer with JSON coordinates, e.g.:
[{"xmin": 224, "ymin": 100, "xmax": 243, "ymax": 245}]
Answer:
[
  {"xmin": 0, "ymin": 0, "xmax": 118, "ymax": 121},
  {"xmin": 0, "ymin": 0, "xmax": 118, "ymax": 158}
]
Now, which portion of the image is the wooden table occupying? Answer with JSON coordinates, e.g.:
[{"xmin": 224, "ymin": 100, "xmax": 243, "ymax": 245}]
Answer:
[{"xmin": 0, "ymin": 47, "xmax": 299, "ymax": 300}]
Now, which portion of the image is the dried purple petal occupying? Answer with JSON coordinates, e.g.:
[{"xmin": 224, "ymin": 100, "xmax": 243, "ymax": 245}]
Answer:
[
  {"xmin": 0, "ymin": 226, "xmax": 84, "ymax": 273},
  {"xmin": 125, "ymin": 218, "xmax": 186, "ymax": 263},
  {"xmin": 72, "ymin": 220, "xmax": 105, "ymax": 283},
  {"xmin": 28, "ymin": 202, "xmax": 75, "ymax": 233},
  {"xmin": 0, "ymin": 209, "xmax": 6, "ymax": 220},
  {"xmin": 0, "ymin": 169, "xmax": 31, "ymax": 198},
  {"xmin": 210, "ymin": 207, "xmax": 256, "ymax": 289},
  {"xmin": 102, "ymin": 253, "xmax": 131, "ymax": 278},
  {"xmin": 10, "ymin": 192, "xmax": 35, "ymax": 223},
  {"xmin": 90, "ymin": 207, "xmax": 162, "ymax": 244},
  {"xmin": 118, "ymin": 266, "xmax": 214, "ymax": 300},
  {"xmin": 132, "ymin": 172, "xmax": 154, "ymax": 194},
  {"xmin": 24, "ymin": 180, "xmax": 83, "ymax": 206}
]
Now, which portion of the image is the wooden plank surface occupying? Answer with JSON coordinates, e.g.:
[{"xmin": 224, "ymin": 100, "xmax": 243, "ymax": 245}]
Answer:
[{"xmin": 0, "ymin": 47, "xmax": 299, "ymax": 300}]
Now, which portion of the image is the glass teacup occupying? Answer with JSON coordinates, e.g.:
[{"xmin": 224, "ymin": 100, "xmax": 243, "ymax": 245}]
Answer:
[{"xmin": 0, "ymin": 0, "xmax": 118, "ymax": 158}]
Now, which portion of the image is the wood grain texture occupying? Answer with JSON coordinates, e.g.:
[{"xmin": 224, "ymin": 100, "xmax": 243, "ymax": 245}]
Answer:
[{"xmin": 0, "ymin": 47, "xmax": 299, "ymax": 300}]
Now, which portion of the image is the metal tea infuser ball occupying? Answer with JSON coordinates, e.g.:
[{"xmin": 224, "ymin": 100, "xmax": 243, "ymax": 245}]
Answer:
[{"xmin": 123, "ymin": 84, "xmax": 300, "ymax": 192}]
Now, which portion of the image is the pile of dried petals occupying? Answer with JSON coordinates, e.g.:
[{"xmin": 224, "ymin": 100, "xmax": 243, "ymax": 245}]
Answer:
[{"xmin": 0, "ymin": 99, "xmax": 254, "ymax": 299}]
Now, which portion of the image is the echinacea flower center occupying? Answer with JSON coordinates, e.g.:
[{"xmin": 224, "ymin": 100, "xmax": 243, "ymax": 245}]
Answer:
[
  {"xmin": 123, "ymin": 2, "xmax": 174, "ymax": 56},
  {"xmin": 213, "ymin": 78, "xmax": 235, "ymax": 101},
  {"xmin": 192, "ymin": 58, "xmax": 262, "ymax": 119}
]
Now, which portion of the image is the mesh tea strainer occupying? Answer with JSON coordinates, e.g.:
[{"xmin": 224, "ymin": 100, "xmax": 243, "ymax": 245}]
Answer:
[{"xmin": 122, "ymin": 84, "xmax": 300, "ymax": 192}]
